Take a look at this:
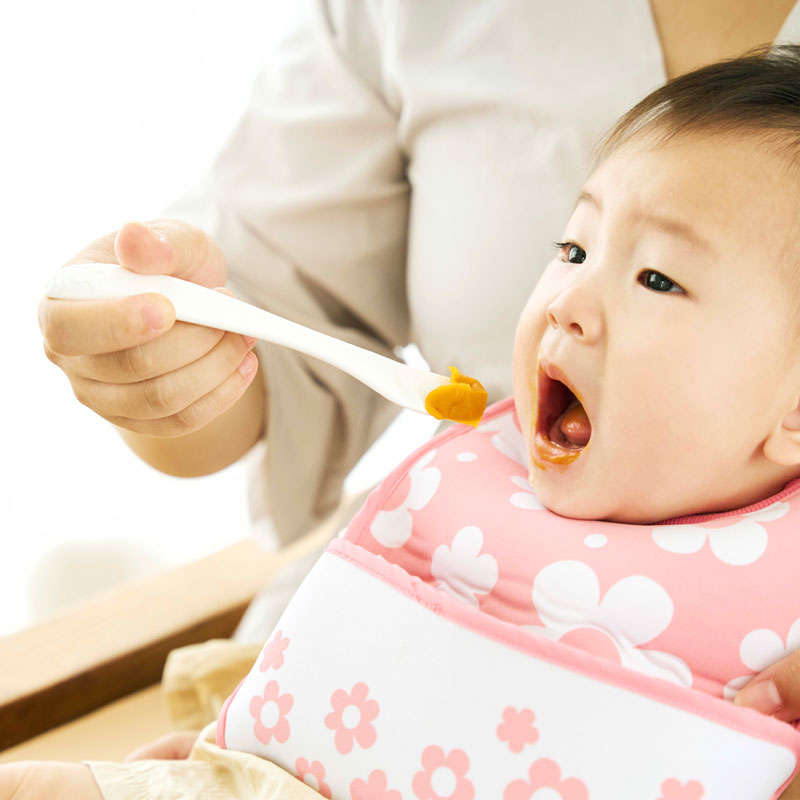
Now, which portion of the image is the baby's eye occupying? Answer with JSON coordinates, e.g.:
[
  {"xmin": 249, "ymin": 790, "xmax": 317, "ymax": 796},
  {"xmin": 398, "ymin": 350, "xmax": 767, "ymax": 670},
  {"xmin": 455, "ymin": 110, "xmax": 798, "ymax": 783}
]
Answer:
[
  {"xmin": 638, "ymin": 269, "xmax": 685, "ymax": 294},
  {"xmin": 553, "ymin": 241, "xmax": 586, "ymax": 264}
]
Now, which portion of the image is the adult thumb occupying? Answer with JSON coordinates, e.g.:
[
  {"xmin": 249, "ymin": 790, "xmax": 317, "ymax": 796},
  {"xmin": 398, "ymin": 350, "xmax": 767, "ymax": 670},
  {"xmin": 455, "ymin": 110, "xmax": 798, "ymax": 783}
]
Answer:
[
  {"xmin": 113, "ymin": 219, "xmax": 227, "ymax": 288},
  {"xmin": 734, "ymin": 651, "xmax": 800, "ymax": 722}
]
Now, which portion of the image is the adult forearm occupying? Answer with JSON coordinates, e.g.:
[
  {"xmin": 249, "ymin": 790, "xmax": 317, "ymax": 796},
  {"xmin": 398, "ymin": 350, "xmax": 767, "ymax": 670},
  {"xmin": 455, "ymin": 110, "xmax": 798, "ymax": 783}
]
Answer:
[{"xmin": 117, "ymin": 371, "xmax": 266, "ymax": 477}]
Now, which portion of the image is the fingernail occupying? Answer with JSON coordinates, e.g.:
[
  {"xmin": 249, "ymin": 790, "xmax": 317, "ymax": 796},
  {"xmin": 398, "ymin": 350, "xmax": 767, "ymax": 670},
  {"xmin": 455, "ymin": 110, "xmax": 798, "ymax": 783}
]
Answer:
[
  {"xmin": 734, "ymin": 680, "xmax": 782, "ymax": 715},
  {"xmin": 244, "ymin": 336, "xmax": 257, "ymax": 348},
  {"xmin": 142, "ymin": 302, "xmax": 167, "ymax": 331},
  {"xmin": 238, "ymin": 352, "xmax": 256, "ymax": 377}
]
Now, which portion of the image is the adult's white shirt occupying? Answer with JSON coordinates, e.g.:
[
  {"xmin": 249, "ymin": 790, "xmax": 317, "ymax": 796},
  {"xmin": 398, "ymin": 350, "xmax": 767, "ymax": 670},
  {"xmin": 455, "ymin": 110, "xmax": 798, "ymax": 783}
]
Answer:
[{"xmin": 162, "ymin": 0, "xmax": 800, "ymax": 545}]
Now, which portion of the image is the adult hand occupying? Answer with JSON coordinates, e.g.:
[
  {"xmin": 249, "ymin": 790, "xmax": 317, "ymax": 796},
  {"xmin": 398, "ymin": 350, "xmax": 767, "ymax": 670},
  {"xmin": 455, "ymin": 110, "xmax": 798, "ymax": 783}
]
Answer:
[
  {"xmin": 734, "ymin": 653, "xmax": 800, "ymax": 722},
  {"xmin": 735, "ymin": 656, "xmax": 800, "ymax": 798},
  {"xmin": 39, "ymin": 220, "xmax": 259, "ymax": 438},
  {"xmin": 123, "ymin": 730, "xmax": 200, "ymax": 761},
  {"xmin": 0, "ymin": 762, "xmax": 103, "ymax": 799}
]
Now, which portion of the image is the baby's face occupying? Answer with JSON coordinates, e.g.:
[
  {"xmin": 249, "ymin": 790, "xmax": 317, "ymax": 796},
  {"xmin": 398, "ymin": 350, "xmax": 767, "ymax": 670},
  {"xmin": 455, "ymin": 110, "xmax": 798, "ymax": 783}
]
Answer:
[{"xmin": 513, "ymin": 132, "xmax": 800, "ymax": 523}]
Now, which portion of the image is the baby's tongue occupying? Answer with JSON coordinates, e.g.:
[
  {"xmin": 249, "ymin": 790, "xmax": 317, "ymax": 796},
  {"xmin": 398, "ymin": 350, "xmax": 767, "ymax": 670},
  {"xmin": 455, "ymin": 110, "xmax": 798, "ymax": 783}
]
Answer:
[{"xmin": 558, "ymin": 401, "xmax": 591, "ymax": 447}]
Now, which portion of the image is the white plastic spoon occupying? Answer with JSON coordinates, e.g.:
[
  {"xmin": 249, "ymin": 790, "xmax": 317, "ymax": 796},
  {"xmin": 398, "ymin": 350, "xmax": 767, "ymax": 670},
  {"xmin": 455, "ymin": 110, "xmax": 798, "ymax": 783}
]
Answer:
[{"xmin": 45, "ymin": 263, "xmax": 452, "ymax": 415}]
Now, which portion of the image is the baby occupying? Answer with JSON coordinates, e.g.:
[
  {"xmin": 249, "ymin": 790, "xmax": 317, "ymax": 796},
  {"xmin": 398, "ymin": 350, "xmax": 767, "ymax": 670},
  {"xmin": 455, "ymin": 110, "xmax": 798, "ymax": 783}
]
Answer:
[{"xmin": 6, "ymin": 43, "xmax": 800, "ymax": 800}]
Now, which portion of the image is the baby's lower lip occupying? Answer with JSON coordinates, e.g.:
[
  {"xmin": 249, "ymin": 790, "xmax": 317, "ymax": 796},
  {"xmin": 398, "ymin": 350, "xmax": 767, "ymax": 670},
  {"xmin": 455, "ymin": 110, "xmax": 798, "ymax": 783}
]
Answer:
[{"xmin": 532, "ymin": 429, "xmax": 585, "ymax": 468}]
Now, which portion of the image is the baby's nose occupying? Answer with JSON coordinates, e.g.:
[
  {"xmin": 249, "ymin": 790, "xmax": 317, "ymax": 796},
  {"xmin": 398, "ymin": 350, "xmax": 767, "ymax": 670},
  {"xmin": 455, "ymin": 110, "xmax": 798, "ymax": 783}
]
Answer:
[
  {"xmin": 546, "ymin": 291, "xmax": 602, "ymax": 343},
  {"xmin": 548, "ymin": 308, "xmax": 586, "ymax": 338}
]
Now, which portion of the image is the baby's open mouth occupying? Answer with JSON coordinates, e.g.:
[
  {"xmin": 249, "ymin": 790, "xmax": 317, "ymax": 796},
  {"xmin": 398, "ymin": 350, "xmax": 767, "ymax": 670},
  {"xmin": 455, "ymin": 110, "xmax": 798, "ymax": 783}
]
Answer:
[{"xmin": 534, "ymin": 362, "xmax": 592, "ymax": 463}]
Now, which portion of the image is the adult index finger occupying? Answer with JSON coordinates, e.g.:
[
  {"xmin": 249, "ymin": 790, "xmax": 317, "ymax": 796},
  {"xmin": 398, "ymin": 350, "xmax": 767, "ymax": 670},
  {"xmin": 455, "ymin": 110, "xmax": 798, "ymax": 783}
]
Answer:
[{"xmin": 39, "ymin": 292, "xmax": 175, "ymax": 357}]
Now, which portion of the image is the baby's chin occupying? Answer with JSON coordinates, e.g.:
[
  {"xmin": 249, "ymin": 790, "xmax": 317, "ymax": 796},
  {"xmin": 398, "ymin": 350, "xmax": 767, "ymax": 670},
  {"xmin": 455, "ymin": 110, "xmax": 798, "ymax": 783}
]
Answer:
[
  {"xmin": 528, "ymin": 469, "xmax": 676, "ymax": 525},
  {"xmin": 528, "ymin": 473, "xmax": 605, "ymax": 520}
]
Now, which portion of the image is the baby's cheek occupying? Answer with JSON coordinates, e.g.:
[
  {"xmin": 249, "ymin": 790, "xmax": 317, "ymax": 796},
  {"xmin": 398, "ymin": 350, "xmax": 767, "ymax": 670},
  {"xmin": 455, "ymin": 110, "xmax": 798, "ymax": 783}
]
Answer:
[
  {"xmin": 511, "ymin": 374, "xmax": 532, "ymax": 424},
  {"xmin": 511, "ymin": 344, "xmax": 536, "ymax": 410},
  {"xmin": 511, "ymin": 306, "xmax": 545, "ymax": 458}
]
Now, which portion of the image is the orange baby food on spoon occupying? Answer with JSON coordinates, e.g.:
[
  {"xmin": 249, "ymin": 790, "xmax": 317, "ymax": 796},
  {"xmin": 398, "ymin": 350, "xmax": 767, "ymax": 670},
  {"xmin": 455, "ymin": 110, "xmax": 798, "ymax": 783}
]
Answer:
[{"xmin": 424, "ymin": 367, "xmax": 488, "ymax": 427}]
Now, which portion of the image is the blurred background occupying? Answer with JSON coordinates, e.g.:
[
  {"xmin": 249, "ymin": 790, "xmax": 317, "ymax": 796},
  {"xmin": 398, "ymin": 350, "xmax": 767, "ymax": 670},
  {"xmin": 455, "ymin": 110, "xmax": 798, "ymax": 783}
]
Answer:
[{"xmin": 0, "ymin": 1, "xmax": 437, "ymax": 636}]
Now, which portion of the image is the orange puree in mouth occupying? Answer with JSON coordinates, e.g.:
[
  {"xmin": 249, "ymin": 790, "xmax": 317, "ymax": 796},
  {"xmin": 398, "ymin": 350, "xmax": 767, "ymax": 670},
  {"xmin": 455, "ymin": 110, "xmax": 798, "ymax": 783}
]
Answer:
[
  {"xmin": 424, "ymin": 366, "xmax": 488, "ymax": 427},
  {"xmin": 530, "ymin": 370, "xmax": 590, "ymax": 470},
  {"xmin": 532, "ymin": 431, "xmax": 585, "ymax": 468}
]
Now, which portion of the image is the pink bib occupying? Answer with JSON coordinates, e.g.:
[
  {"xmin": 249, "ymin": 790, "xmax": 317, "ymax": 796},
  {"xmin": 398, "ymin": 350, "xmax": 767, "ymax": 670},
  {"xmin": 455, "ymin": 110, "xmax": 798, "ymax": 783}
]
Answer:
[{"xmin": 217, "ymin": 399, "xmax": 800, "ymax": 799}]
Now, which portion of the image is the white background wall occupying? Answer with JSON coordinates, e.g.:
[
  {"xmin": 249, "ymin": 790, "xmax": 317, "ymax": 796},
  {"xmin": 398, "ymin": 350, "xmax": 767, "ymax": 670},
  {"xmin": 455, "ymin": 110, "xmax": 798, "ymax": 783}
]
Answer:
[{"xmin": 0, "ymin": 1, "xmax": 437, "ymax": 637}]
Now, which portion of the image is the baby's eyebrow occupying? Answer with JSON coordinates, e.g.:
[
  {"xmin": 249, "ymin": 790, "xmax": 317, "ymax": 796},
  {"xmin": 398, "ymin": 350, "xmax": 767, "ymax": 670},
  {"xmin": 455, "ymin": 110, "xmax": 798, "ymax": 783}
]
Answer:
[{"xmin": 574, "ymin": 189, "xmax": 716, "ymax": 258}]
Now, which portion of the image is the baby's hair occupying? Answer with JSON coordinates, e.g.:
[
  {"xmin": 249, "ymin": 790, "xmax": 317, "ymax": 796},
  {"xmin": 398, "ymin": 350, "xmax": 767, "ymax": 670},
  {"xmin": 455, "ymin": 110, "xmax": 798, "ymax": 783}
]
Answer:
[{"xmin": 593, "ymin": 43, "xmax": 800, "ymax": 169}]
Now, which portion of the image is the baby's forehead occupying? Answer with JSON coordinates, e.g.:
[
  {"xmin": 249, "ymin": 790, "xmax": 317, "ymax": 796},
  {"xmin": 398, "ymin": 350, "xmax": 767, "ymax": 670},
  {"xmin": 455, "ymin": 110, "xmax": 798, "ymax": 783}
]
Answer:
[
  {"xmin": 601, "ymin": 127, "xmax": 800, "ymax": 189},
  {"xmin": 587, "ymin": 130, "xmax": 800, "ymax": 248}
]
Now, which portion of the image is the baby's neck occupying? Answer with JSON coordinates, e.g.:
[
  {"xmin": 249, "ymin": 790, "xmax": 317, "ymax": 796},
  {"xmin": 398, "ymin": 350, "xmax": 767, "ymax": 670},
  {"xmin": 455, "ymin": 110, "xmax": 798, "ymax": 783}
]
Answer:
[{"xmin": 647, "ymin": 475, "xmax": 800, "ymax": 526}]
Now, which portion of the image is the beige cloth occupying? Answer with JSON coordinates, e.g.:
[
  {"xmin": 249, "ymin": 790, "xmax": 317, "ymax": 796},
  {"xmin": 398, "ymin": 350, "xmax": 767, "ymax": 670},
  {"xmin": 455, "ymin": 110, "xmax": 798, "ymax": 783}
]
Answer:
[
  {"xmin": 160, "ymin": 640, "xmax": 262, "ymax": 731},
  {"xmin": 88, "ymin": 723, "xmax": 321, "ymax": 800},
  {"xmin": 88, "ymin": 640, "xmax": 324, "ymax": 799}
]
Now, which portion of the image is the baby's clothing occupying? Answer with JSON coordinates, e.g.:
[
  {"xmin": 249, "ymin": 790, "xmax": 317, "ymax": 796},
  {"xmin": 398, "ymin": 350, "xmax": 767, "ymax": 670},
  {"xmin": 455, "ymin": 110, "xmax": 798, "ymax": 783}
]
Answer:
[
  {"xmin": 89, "ymin": 721, "xmax": 320, "ymax": 800},
  {"xmin": 216, "ymin": 399, "xmax": 800, "ymax": 799}
]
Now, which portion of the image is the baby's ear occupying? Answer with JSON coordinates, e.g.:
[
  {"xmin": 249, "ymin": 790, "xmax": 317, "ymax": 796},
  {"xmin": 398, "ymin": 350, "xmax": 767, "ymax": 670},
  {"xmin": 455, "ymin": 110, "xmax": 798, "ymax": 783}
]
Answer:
[{"xmin": 764, "ymin": 402, "xmax": 800, "ymax": 466}]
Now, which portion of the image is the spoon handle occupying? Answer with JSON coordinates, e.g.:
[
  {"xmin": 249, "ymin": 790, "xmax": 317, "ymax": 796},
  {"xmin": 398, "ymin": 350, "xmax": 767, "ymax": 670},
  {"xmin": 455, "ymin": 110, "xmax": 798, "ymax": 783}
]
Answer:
[{"xmin": 46, "ymin": 263, "xmax": 448, "ymax": 414}]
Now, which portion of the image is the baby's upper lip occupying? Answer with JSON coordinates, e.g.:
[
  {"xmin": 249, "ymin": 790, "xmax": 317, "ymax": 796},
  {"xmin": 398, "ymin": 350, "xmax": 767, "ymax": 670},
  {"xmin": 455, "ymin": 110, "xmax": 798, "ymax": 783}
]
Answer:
[
  {"xmin": 537, "ymin": 356, "xmax": 592, "ymax": 430},
  {"xmin": 539, "ymin": 358, "xmax": 584, "ymax": 406}
]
